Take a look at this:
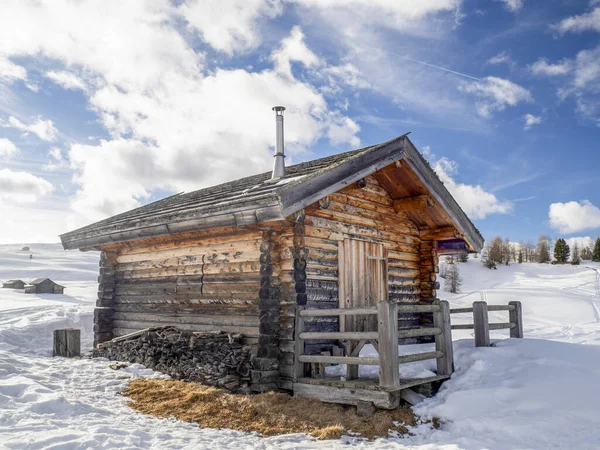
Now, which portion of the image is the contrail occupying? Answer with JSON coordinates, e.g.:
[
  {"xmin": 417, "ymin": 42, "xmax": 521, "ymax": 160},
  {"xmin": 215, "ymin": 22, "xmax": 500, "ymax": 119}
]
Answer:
[{"xmin": 400, "ymin": 55, "xmax": 481, "ymax": 81}]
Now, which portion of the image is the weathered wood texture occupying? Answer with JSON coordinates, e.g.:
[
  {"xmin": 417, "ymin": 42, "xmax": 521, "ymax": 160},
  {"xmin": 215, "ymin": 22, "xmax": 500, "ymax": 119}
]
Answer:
[
  {"xmin": 302, "ymin": 177, "xmax": 422, "ymax": 332},
  {"xmin": 53, "ymin": 328, "xmax": 81, "ymax": 357},
  {"xmin": 105, "ymin": 228, "xmax": 265, "ymax": 341},
  {"xmin": 473, "ymin": 301, "xmax": 491, "ymax": 347},
  {"xmin": 94, "ymin": 251, "xmax": 117, "ymax": 347}
]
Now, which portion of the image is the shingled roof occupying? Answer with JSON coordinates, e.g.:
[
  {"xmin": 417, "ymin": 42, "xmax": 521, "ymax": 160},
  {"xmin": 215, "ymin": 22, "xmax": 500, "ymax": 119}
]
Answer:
[{"xmin": 60, "ymin": 135, "xmax": 484, "ymax": 251}]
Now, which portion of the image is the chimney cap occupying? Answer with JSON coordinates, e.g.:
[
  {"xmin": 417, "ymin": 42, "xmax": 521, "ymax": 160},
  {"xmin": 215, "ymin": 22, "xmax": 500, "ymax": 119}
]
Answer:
[{"xmin": 272, "ymin": 106, "xmax": 286, "ymax": 113}]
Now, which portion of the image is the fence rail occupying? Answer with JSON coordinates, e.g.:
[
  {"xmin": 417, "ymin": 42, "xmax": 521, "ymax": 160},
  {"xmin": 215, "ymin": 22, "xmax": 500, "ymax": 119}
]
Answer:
[
  {"xmin": 449, "ymin": 300, "xmax": 523, "ymax": 347},
  {"xmin": 294, "ymin": 300, "xmax": 454, "ymax": 390}
]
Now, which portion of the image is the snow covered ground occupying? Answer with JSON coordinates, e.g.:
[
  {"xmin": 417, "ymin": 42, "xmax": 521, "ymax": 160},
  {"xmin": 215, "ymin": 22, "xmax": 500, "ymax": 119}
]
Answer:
[{"xmin": 1, "ymin": 244, "xmax": 600, "ymax": 449}]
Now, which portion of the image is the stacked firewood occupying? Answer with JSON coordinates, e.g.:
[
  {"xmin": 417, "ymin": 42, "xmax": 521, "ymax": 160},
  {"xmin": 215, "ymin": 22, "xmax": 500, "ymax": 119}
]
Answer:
[{"xmin": 94, "ymin": 327, "xmax": 253, "ymax": 393}]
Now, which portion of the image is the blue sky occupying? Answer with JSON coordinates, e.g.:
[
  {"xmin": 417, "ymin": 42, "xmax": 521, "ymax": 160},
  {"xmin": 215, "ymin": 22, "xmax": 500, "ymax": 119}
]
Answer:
[{"xmin": 0, "ymin": 0, "xmax": 599, "ymax": 245}]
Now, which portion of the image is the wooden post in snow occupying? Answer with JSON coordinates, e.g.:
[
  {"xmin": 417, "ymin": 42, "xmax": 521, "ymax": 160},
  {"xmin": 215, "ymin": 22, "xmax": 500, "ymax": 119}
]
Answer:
[
  {"xmin": 53, "ymin": 328, "xmax": 81, "ymax": 357},
  {"xmin": 509, "ymin": 301, "xmax": 523, "ymax": 338},
  {"xmin": 473, "ymin": 302, "xmax": 490, "ymax": 347},
  {"xmin": 377, "ymin": 300, "xmax": 399, "ymax": 389},
  {"xmin": 433, "ymin": 300, "xmax": 454, "ymax": 376}
]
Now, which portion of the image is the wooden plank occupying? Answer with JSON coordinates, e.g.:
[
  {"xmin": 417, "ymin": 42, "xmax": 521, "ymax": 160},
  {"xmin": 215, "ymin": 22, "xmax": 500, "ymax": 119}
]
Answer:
[
  {"xmin": 293, "ymin": 382, "xmax": 398, "ymax": 409},
  {"xmin": 433, "ymin": 300, "xmax": 454, "ymax": 376},
  {"xmin": 298, "ymin": 331, "xmax": 379, "ymax": 340},
  {"xmin": 488, "ymin": 304, "xmax": 516, "ymax": 311},
  {"xmin": 489, "ymin": 323, "xmax": 516, "ymax": 330},
  {"xmin": 419, "ymin": 227, "xmax": 458, "ymax": 241},
  {"xmin": 397, "ymin": 327, "xmax": 441, "ymax": 338},
  {"xmin": 450, "ymin": 307, "xmax": 474, "ymax": 314},
  {"xmin": 451, "ymin": 324, "xmax": 475, "ymax": 330},
  {"xmin": 112, "ymin": 311, "xmax": 260, "ymax": 327},
  {"xmin": 298, "ymin": 355, "xmax": 380, "ymax": 365},
  {"xmin": 473, "ymin": 301, "xmax": 490, "ymax": 347},
  {"xmin": 509, "ymin": 301, "xmax": 523, "ymax": 338},
  {"xmin": 378, "ymin": 301, "xmax": 400, "ymax": 389},
  {"xmin": 300, "ymin": 307, "xmax": 378, "ymax": 317}
]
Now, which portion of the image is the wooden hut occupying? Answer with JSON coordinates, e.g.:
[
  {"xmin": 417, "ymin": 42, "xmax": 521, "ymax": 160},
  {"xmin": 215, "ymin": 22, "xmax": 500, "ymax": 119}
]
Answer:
[
  {"xmin": 25, "ymin": 278, "xmax": 65, "ymax": 294},
  {"xmin": 2, "ymin": 279, "xmax": 26, "ymax": 289},
  {"xmin": 60, "ymin": 132, "xmax": 483, "ymax": 397}
]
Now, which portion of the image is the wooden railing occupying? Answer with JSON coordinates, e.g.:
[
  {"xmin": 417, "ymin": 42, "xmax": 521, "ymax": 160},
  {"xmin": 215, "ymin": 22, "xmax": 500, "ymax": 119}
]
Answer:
[
  {"xmin": 294, "ymin": 300, "xmax": 454, "ymax": 390},
  {"xmin": 450, "ymin": 301, "xmax": 523, "ymax": 347}
]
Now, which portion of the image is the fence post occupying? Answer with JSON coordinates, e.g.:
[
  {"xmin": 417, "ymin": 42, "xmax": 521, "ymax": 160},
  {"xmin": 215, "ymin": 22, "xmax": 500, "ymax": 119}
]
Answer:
[
  {"xmin": 53, "ymin": 328, "xmax": 80, "ymax": 357},
  {"xmin": 294, "ymin": 305, "xmax": 306, "ymax": 381},
  {"xmin": 509, "ymin": 301, "xmax": 523, "ymax": 338},
  {"xmin": 433, "ymin": 300, "xmax": 454, "ymax": 376},
  {"xmin": 473, "ymin": 301, "xmax": 490, "ymax": 347},
  {"xmin": 378, "ymin": 300, "xmax": 400, "ymax": 389}
]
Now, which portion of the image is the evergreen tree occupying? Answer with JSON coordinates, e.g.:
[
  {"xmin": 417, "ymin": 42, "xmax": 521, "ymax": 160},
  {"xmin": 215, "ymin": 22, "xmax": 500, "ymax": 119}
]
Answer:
[
  {"xmin": 518, "ymin": 250, "xmax": 523, "ymax": 264},
  {"xmin": 593, "ymin": 238, "xmax": 600, "ymax": 262},
  {"xmin": 571, "ymin": 242, "xmax": 580, "ymax": 265},
  {"xmin": 457, "ymin": 253, "xmax": 469, "ymax": 263},
  {"xmin": 537, "ymin": 234, "xmax": 550, "ymax": 263},
  {"xmin": 554, "ymin": 238, "xmax": 570, "ymax": 264},
  {"xmin": 444, "ymin": 259, "xmax": 462, "ymax": 294}
]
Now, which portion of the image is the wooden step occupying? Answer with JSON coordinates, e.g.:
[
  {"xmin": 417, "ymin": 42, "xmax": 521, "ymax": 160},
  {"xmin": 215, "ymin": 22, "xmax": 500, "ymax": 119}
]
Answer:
[{"xmin": 293, "ymin": 375, "xmax": 449, "ymax": 409}]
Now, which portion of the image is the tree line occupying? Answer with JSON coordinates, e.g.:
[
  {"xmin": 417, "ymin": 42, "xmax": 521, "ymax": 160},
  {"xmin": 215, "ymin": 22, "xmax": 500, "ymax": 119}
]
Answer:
[{"xmin": 481, "ymin": 235, "xmax": 600, "ymax": 269}]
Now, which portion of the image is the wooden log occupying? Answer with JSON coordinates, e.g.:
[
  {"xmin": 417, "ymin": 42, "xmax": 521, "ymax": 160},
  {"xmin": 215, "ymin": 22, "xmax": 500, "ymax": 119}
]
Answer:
[
  {"xmin": 299, "ymin": 331, "xmax": 379, "ymax": 340},
  {"xmin": 294, "ymin": 305, "xmax": 306, "ymax": 381},
  {"xmin": 419, "ymin": 227, "xmax": 459, "ymax": 241},
  {"xmin": 53, "ymin": 329, "xmax": 81, "ymax": 357},
  {"xmin": 393, "ymin": 195, "xmax": 432, "ymax": 212},
  {"xmin": 433, "ymin": 300, "xmax": 454, "ymax": 376},
  {"xmin": 378, "ymin": 301, "xmax": 400, "ymax": 389},
  {"xmin": 473, "ymin": 301, "xmax": 490, "ymax": 347},
  {"xmin": 509, "ymin": 301, "xmax": 523, "ymax": 338},
  {"xmin": 489, "ymin": 323, "xmax": 516, "ymax": 330}
]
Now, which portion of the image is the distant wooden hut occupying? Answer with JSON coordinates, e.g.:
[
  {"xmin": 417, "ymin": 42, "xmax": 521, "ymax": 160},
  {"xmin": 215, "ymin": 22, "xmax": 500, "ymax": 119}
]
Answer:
[
  {"xmin": 24, "ymin": 278, "xmax": 65, "ymax": 294},
  {"xmin": 60, "ymin": 125, "xmax": 483, "ymax": 395},
  {"xmin": 21, "ymin": 246, "xmax": 30, "ymax": 251},
  {"xmin": 2, "ymin": 279, "xmax": 26, "ymax": 289}
]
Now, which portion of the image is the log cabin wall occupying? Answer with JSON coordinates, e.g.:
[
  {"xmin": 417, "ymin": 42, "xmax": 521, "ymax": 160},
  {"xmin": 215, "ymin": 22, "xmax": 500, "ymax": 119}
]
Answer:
[
  {"xmin": 278, "ymin": 174, "xmax": 431, "ymax": 390},
  {"xmin": 102, "ymin": 227, "xmax": 265, "ymax": 343}
]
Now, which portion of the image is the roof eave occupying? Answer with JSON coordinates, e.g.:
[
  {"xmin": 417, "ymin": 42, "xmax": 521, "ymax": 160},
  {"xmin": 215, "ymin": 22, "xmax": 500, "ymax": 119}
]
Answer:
[
  {"xmin": 402, "ymin": 140, "xmax": 485, "ymax": 252},
  {"xmin": 279, "ymin": 136, "xmax": 407, "ymax": 217},
  {"xmin": 61, "ymin": 200, "xmax": 285, "ymax": 250}
]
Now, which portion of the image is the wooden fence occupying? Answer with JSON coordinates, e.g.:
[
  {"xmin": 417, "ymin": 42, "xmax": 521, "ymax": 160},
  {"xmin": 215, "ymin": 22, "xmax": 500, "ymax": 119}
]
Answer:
[
  {"xmin": 294, "ymin": 300, "xmax": 454, "ymax": 390},
  {"xmin": 450, "ymin": 301, "xmax": 523, "ymax": 347}
]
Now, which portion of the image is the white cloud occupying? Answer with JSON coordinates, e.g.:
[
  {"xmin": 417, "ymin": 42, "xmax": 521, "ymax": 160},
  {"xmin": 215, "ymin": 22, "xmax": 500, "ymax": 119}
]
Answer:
[
  {"xmin": 433, "ymin": 157, "xmax": 513, "ymax": 219},
  {"xmin": 523, "ymin": 113, "xmax": 542, "ymax": 130},
  {"xmin": 549, "ymin": 200, "xmax": 600, "ymax": 234},
  {"xmin": 0, "ymin": 138, "xmax": 18, "ymax": 158},
  {"xmin": 45, "ymin": 71, "xmax": 87, "ymax": 91},
  {"xmin": 292, "ymin": 0, "xmax": 461, "ymax": 31},
  {"xmin": 556, "ymin": 46, "xmax": 600, "ymax": 125},
  {"xmin": 271, "ymin": 26, "xmax": 321, "ymax": 78},
  {"xmin": 461, "ymin": 76, "xmax": 532, "ymax": 117},
  {"xmin": 4, "ymin": 116, "xmax": 59, "ymax": 142},
  {"xmin": 179, "ymin": 0, "xmax": 282, "ymax": 54},
  {"xmin": 488, "ymin": 51, "xmax": 512, "ymax": 65},
  {"xmin": 43, "ymin": 146, "xmax": 69, "ymax": 171},
  {"xmin": 497, "ymin": 0, "xmax": 523, "ymax": 13},
  {"xmin": 0, "ymin": 168, "xmax": 54, "ymax": 203},
  {"xmin": 555, "ymin": 7, "xmax": 600, "ymax": 34},
  {"xmin": 529, "ymin": 58, "xmax": 572, "ymax": 76},
  {"xmin": 0, "ymin": 55, "xmax": 27, "ymax": 83}
]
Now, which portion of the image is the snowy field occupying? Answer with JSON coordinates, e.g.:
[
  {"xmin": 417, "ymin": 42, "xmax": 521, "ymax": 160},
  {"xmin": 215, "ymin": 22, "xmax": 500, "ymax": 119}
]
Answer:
[{"xmin": 1, "ymin": 244, "xmax": 600, "ymax": 449}]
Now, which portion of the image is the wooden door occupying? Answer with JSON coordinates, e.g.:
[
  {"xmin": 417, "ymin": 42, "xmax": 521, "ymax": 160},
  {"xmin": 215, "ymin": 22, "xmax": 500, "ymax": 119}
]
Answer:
[{"xmin": 338, "ymin": 239, "xmax": 388, "ymax": 333}]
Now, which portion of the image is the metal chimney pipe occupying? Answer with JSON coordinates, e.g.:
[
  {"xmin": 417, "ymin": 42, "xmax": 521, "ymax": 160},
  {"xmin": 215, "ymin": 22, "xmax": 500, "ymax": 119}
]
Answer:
[{"xmin": 272, "ymin": 106, "xmax": 286, "ymax": 179}]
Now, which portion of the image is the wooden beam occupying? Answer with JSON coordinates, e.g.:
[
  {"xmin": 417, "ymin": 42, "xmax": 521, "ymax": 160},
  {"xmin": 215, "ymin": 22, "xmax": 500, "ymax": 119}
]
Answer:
[
  {"xmin": 473, "ymin": 301, "xmax": 490, "ymax": 347},
  {"xmin": 419, "ymin": 227, "xmax": 459, "ymax": 241},
  {"xmin": 393, "ymin": 195, "xmax": 433, "ymax": 213}
]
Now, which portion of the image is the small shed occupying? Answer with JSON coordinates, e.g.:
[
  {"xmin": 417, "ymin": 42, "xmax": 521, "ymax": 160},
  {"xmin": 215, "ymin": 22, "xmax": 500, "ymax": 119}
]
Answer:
[
  {"xmin": 2, "ymin": 279, "xmax": 26, "ymax": 289},
  {"xmin": 25, "ymin": 278, "xmax": 65, "ymax": 294},
  {"xmin": 60, "ymin": 130, "xmax": 484, "ymax": 397}
]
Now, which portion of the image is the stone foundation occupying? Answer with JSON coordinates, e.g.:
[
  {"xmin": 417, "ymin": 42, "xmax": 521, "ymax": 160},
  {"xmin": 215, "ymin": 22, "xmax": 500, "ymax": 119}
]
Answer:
[{"xmin": 94, "ymin": 328, "xmax": 253, "ymax": 393}]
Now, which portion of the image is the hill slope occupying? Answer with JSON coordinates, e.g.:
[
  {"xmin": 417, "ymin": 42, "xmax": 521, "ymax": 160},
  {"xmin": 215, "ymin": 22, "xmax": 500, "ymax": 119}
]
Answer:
[{"xmin": 1, "ymin": 244, "xmax": 600, "ymax": 449}]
